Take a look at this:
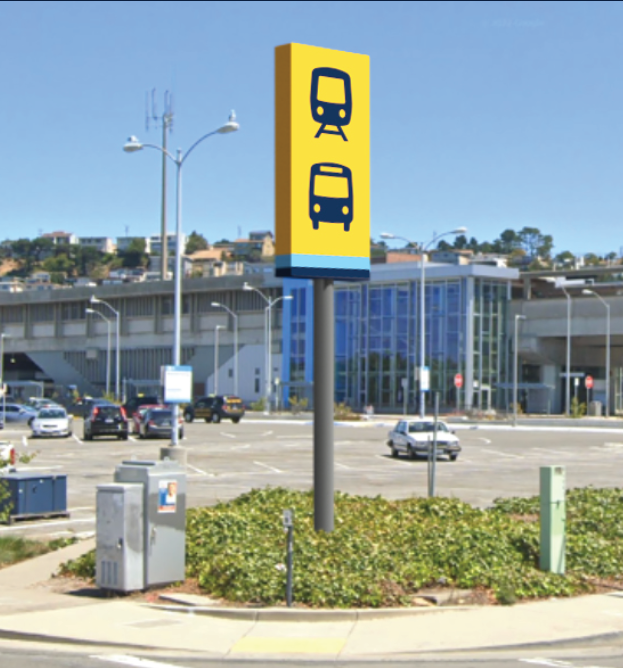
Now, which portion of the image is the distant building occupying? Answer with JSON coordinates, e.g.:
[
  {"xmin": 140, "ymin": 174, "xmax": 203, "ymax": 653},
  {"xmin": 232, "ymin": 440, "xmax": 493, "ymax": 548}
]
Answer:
[
  {"xmin": 149, "ymin": 233, "xmax": 187, "ymax": 256},
  {"xmin": 78, "ymin": 237, "xmax": 115, "ymax": 254},
  {"xmin": 42, "ymin": 231, "xmax": 78, "ymax": 246},
  {"xmin": 231, "ymin": 231, "xmax": 274, "ymax": 260},
  {"xmin": 386, "ymin": 250, "xmax": 425, "ymax": 264},
  {"xmin": 0, "ymin": 277, "xmax": 24, "ymax": 293},
  {"xmin": 429, "ymin": 249, "xmax": 473, "ymax": 265},
  {"xmin": 116, "ymin": 236, "xmax": 151, "ymax": 254},
  {"xmin": 470, "ymin": 254, "xmax": 508, "ymax": 268}
]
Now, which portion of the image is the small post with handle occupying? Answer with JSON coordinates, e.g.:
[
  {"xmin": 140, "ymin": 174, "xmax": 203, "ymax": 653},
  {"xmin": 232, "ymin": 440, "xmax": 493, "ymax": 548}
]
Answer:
[{"xmin": 283, "ymin": 509, "xmax": 294, "ymax": 607}]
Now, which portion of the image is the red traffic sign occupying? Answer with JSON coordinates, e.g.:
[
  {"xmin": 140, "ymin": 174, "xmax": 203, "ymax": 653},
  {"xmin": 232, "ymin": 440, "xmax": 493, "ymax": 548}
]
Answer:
[
  {"xmin": 585, "ymin": 375, "xmax": 594, "ymax": 389},
  {"xmin": 454, "ymin": 373, "xmax": 463, "ymax": 389}
]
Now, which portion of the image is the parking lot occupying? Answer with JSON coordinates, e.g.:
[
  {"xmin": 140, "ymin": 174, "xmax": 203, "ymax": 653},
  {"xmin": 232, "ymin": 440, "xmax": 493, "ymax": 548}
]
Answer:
[{"xmin": 2, "ymin": 418, "xmax": 623, "ymax": 539}]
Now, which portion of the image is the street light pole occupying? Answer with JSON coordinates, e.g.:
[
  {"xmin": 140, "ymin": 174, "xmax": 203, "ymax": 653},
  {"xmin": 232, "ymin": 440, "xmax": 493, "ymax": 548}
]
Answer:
[
  {"xmin": 583, "ymin": 289, "xmax": 610, "ymax": 417},
  {"xmin": 513, "ymin": 315, "xmax": 527, "ymax": 427},
  {"xmin": 86, "ymin": 309, "xmax": 111, "ymax": 397},
  {"xmin": 0, "ymin": 333, "xmax": 7, "ymax": 423},
  {"xmin": 124, "ymin": 112, "xmax": 239, "ymax": 446},
  {"xmin": 561, "ymin": 287, "xmax": 571, "ymax": 416},
  {"xmin": 381, "ymin": 227, "xmax": 467, "ymax": 418},
  {"xmin": 211, "ymin": 302, "xmax": 238, "ymax": 396},
  {"xmin": 214, "ymin": 325, "xmax": 224, "ymax": 395},
  {"xmin": 89, "ymin": 296, "xmax": 120, "ymax": 402},
  {"xmin": 243, "ymin": 283, "xmax": 292, "ymax": 413}
]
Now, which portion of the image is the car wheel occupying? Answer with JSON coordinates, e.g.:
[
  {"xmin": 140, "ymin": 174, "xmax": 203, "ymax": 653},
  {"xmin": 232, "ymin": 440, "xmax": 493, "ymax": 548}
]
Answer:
[
  {"xmin": 211, "ymin": 413, "xmax": 221, "ymax": 424},
  {"xmin": 184, "ymin": 412, "xmax": 193, "ymax": 423},
  {"xmin": 449, "ymin": 453, "xmax": 458, "ymax": 462},
  {"xmin": 84, "ymin": 432, "xmax": 92, "ymax": 441},
  {"xmin": 204, "ymin": 417, "xmax": 211, "ymax": 423},
  {"xmin": 232, "ymin": 417, "xmax": 240, "ymax": 424},
  {"xmin": 179, "ymin": 429, "xmax": 184, "ymax": 440},
  {"xmin": 121, "ymin": 433, "xmax": 129, "ymax": 441},
  {"xmin": 407, "ymin": 445, "xmax": 417, "ymax": 460},
  {"xmin": 390, "ymin": 443, "xmax": 399, "ymax": 458}
]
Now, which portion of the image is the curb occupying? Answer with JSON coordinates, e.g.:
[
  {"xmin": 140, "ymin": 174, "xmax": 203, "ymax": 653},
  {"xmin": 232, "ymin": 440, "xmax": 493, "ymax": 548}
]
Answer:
[{"xmin": 148, "ymin": 601, "xmax": 475, "ymax": 622}]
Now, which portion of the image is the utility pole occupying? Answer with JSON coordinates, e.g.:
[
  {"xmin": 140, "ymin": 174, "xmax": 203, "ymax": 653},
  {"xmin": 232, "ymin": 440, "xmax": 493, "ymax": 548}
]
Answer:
[{"xmin": 147, "ymin": 89, "xmax": 174, "ymax": 281}]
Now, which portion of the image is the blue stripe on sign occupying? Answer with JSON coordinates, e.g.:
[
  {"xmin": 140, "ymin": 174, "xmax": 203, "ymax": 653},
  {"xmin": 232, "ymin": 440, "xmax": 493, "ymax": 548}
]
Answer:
[{"xmin": 275, "ymin": 254, "xmax": 370, "ymax": 270}]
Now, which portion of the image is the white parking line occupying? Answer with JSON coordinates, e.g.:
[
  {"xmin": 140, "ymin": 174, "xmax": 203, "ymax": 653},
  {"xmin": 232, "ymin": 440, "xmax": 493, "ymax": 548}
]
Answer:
[
  {"xmin": 531, "ymin": 448, "xmax": 572, "ymax": 457},
  {"xmin": 186, "ymin": 463, "xmax": 213, "ymax": 477},
  {"xmin": 231, "ymin": 443, "xmax": 250, "ymax": 451},
  {"xmin": 520, "ymin": 660, "xmax": 573, "ymax": 667},
  {"xmin": 72, "ymin": 434, "xmax": 83, "ymax": 445},
  {"xmin": 261, "ymin": 430, "xmax": 274, "ymax": 437},
  {"xmin": 254, "ymin": 461, "xmax": 283, "ymax": 473},
  {"xmin": 277, "ymin": 434, "xmax": 313, "ymax": 439},
  {"xmin": 374, "ymin": 454, "xmax": 413, "ymax": 466},
  {"xmin": 480, "ymin": 448, "xmax": 524, "ymax": 460},
  {"xmin": 220, "ymin": 432, "xmax": 237, "ymax": 439},
  {"xmin": 92, "ymin": 654, "xmax": 187, "ymax": 668},
  {"xmin": 335, "ymin": 461, "xmax": 351, "ymax": 470},
  {"xmin": 128, "ymin": 436, "xmax": 138, "ymax": 442}
]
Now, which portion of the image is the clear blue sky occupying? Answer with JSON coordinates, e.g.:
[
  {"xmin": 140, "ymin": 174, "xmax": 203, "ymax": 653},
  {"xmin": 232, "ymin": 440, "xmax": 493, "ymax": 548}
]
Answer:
[{"xmin": 0, "ymin": 0, "xmax": 621, "ymax": 256}]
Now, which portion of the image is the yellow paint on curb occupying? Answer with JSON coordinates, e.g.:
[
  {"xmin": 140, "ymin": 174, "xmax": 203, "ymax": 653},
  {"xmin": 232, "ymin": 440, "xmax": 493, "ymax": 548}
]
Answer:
[{"xmin": 232, "ymin": 637, "xmax": 345, "ymax": 654}]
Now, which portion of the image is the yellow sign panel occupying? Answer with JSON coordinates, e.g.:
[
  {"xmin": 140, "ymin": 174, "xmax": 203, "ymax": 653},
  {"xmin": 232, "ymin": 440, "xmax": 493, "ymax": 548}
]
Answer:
[{"xmin": 275, "ymin": 43, "xmax": 370, "ymax": 281}]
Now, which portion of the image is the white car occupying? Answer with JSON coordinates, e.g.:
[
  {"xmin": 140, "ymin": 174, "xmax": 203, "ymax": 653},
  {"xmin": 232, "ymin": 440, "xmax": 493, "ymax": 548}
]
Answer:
[
  {"xmin": 31, "ymin": 407, "xmax": 73, "ymax": 438},
  {"xmin": 387, "ymin": 418, "xmax": 461, "ymax": 461}
]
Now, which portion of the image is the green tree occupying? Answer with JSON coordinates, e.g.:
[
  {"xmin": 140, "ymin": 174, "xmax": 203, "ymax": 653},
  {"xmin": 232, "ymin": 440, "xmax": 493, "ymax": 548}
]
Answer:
[
  {"xmin": 185, "ymin": 231, "xmax": 209, "ymax": 254},
  {"xmin": 492, "ymin": 229, "xmax": 521, "ymax": 255},
  {"xmin": 584, "ymin": 253, "xmax": 602, "ymax": 266},
  {"xmin": 517, "ymin": 227, "xmax": 553, "ymax": 260},
  {"xmin": 554, "ymin": 251, "xmax": 575, "ymax": 266},
  {"xmin": 120, "ymin": 238, "xmax": 148, "ymax": 268}
]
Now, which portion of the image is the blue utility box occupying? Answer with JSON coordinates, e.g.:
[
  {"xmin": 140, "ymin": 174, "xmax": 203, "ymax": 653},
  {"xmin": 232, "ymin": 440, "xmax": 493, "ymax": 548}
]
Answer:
[{"xmin": 0, "ymin": 472, "xmax": 69, "ymax": 523}]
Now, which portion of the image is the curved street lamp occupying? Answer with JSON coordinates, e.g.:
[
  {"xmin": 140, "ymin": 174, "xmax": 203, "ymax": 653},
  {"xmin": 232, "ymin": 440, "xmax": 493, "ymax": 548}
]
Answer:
[
  {"xmin": 583, "ymin": 289, "xmax": 610, "ymax": 417},
  {"xmin": 86, "ymin": 308, "xmax": 112, "ymax": 398},
  {"xmin": 89, "ymin": 296, "xmax": 120, "ymax": 401},
  {"xmin": 380, "ymin": 227, "xmax": 467, "ymax": 417},
  {"xmin": 124, "ymin": 111, "xmax": 239, "ymax": 445},
  {"xmin": 242, "ymin": 283, "xmax": 292, "ymax": 413}
]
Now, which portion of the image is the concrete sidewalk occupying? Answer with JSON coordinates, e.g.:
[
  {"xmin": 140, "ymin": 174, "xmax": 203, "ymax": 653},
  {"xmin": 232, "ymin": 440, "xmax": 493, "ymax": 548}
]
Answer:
[{"xmin": 0, "ymin": 539, "xmax": 623, "ymax": 659}]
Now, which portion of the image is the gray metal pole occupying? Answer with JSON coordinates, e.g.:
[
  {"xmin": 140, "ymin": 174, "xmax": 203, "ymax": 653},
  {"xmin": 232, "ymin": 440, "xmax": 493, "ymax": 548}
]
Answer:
[
  {"xmin": 314, "ymin": 278, "xmax": 334, "ymax": 532},
  {"xmin": 171, "ymin": 151, "xmax": 182, "ymax": 446},
  {"xmin": 430, "ymin": 392, "xmax": 439, "ymax": 497},
  {"xmin": 234, "ymin": 313, "xmax": 239, "ymax": 397},
  {"xmin": 160, "ymin": 117, "xmax": 169, "ymax": 282},
  {"xmin": 106, "ymin": 319, "xmax": 111, "ymax": 398},
  {"xmin": 268, "ymin": 303, "xmax": 273, "ymax": 413},
  {"xmin": 562, "ymin": 289, "xmax": 571, "ymax": 416},
  {"xmin": 513, "ymin": 316, "xmax": 519, "ymax": 427},
  {"xmin": 286, "ymin": 523, "xmax": 294, "ymax": 607},
  {"xmin": 214, "ymin": 327, "xmax": 219, "ymax": 395},
  {"xmin": 0, "ymin": 335, "xmax": 5, "ymax": 424},
  {"xmin": 115, "ymin": 312, "xmax": 120, "ymax": 403},
  {"xmin": 606, "ymin": 303, "xmax": 611, "ymax": 418},
  {"xmin": 419, "ymin": 248, "xmax": 426, "ymax": 418},
  {"xmin": 264, "ymin": 305, "xmax": 270, "ymax": 412}
]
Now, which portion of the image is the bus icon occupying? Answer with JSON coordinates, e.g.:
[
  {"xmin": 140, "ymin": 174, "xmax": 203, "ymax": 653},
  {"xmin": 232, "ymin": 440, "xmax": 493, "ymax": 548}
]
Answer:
[
  {"xmin": 309, "ymin": 163, "xmax": 353, "ymax": 232},
  {"xmin": 310, "ymin": 67, "xmax": 352, "ymax": 141}
]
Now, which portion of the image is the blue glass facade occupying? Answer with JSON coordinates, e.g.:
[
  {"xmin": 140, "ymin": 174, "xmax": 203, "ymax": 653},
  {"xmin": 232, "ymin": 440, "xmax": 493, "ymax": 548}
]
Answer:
[{"xmin": 282, "ymin": 266, "xmax": 512, "ymax": 413}]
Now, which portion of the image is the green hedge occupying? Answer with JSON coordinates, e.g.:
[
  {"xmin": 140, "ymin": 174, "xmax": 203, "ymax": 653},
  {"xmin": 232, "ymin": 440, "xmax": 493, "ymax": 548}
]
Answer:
[{"xmin": 62, "ymin": 486, "xmax": 623, "ymax": 607}]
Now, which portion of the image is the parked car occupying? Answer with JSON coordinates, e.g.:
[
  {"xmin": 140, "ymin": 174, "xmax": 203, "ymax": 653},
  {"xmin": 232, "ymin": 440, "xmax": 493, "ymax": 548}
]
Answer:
[
  {"xmin": 25, "ymin": 397, "xmax": 62, "ymax": 412},
  {"xmin": 130, "ymin": 403, "xmax": 167, "ymax": 434},
  {"xmin": 0, "ymin": 403, "xmax": 38, "ymax": 425},
  {"xmin": 139, "ymin": 408, "xmax": 184, "ymax": 440},
  {"xmin": 31, "ymin": 407, "xmax": 73, "ymax": 438},
  {"xmin": 83, "ymin": 403, "xmax": 128, "ymax": 441},
  {"xmin": 386, "ymin": 418, "xmax": 461, "ymax": 461},
  {"xmin": 75, "ymin": 397, "xmax": 115, "ymax": 418},
  {"xmin": 122, "ymin": 395, "xmax": 161, "ymax": 418},
  {"xmin": 183, "ymin": 395, "xmax": 245, "ymax": 424}
]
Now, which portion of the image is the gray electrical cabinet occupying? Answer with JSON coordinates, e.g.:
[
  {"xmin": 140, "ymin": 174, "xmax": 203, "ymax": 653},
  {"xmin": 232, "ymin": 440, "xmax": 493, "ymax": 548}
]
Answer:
[
  {"xmin": 114, "ymin": 460, "xmax": 186, "ymax": 587},
  {"xmin": 96, "ymin": 483, "xmax": 144, "ymax": 592}
]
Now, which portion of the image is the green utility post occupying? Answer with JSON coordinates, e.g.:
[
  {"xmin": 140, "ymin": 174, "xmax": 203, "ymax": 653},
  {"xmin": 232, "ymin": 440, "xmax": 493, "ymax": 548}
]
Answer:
[{"xmin": 539, "ymin": 466, "xmax": 566, "ymax": 574}]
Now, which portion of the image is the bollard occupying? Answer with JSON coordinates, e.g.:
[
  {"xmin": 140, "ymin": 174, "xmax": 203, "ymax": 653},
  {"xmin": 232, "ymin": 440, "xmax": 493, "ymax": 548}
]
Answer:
[
  {"xmin": 539, "ymin": 465, "xmax": 566, "ymax": 574},
  {"xmin": 283, "ymin": 509, "xmax": 294, "ymax": 607}
]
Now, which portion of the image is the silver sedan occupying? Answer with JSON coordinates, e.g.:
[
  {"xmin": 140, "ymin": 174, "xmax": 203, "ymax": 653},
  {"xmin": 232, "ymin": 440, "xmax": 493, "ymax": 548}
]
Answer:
[{"xmin": 387, "ymin": 418, "xmax": 461, "ymax": 461}]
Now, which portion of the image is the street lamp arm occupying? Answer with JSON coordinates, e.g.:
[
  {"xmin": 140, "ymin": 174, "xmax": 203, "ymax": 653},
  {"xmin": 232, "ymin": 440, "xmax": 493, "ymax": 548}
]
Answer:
[
  {"xmin": 243, "ymin": 283, "xmax": 271, "ymax": 305},
  {"xmin": 180, "ymin": 130, "xmax": 221, "ymax": 166},
  {"xmin": 139, "ymin": 143, "xmax": 178, "ymax": 164}
]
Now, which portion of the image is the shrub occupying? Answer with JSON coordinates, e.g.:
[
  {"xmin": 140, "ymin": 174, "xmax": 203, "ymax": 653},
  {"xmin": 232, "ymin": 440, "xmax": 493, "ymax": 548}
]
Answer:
[{"xmin": 288, "ymin": 396, "xmax": 308, "ymax": 415}]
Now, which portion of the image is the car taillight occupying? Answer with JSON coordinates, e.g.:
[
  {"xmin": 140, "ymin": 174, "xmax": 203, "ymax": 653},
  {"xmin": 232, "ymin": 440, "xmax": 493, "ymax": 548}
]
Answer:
[
  {"xmin": 10, "ymin": 448, "xmax": 15, "ymax": 466},
  {"xmin": 149, "ymin": 420, "xmax": 156, "ymax": 426},
  {"xmin": 120, "ymin": 407, "xmax": 127, "ymax": 419},
  {"xmin": 93, "ymin": 407, "xmax": 99, "ymax": 417}
]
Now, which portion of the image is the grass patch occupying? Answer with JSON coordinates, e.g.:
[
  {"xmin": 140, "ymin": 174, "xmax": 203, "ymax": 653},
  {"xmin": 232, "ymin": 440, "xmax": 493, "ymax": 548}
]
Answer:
[
  {"xmin": 61, "ymin": 487, "xmax": 623, "ymax": 607},
  {"xmin": 0, "ymin": 536, "xmax": 78, "ymax": 569}
]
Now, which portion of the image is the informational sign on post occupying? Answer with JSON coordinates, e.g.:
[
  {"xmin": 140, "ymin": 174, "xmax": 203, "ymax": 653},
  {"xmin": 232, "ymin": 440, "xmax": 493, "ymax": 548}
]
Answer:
[
  {"xmin": 275, "ymin": 43, "xmax": 370, "ymax": 534},
  {"xmin": 275, "ymin": 43, "xmax": 370, "ymax": 281},
  {"xmin": 163, "ymin": 365, "xmax": 193, "ymax": 404}
]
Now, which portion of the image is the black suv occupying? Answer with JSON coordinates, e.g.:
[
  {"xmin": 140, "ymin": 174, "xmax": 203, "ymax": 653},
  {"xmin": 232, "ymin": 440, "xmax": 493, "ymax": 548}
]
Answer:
[
  {"xmin": 83, "ymin": 403, "xmax": 129, "ymax": 440},
  {"xmin": 122, "ymin": 395, "xmax": 160, "ymax": 418},
  {"xmin": 184, "ymin": 395, "xmax": 245, "ymax": 424}
]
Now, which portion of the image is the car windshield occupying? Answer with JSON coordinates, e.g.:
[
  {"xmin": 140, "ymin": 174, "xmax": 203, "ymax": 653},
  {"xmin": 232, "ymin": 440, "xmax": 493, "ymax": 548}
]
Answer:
[
  {"xmin": 95, "ymin": 406, "xmax": 121, "ymax": 419},
  {"xmin": 39, "ymin": 409, "xmax": 66, "ymax": 419},
  {"xmin": 150, "ymin": 410, "xmax": 172, "ymax": 419},
  {"xmin": 408, "ymin": 422, "xmax": 448, "ymax": 433}
]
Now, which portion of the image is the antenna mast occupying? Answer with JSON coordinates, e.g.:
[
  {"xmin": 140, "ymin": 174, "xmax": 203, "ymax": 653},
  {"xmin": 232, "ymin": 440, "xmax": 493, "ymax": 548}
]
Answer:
[{"xmin": 146, "ymin": 88, "xmax": 174, "ymax": 280}]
